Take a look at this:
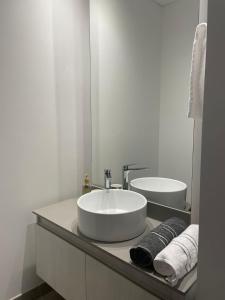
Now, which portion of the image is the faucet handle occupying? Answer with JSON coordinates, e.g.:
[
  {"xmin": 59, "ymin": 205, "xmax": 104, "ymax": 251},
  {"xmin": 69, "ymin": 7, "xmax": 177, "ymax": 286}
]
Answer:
[{"xmin": 104, "ymin": 169, "xmax": 112, "ymax": 178}]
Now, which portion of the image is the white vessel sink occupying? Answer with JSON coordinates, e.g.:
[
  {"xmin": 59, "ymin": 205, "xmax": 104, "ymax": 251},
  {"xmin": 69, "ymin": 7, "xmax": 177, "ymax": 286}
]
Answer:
[
  {"xmin": 77, "ymin": 189, "xmax": 147, "ymax": 242},
  {"xmin": 130, "ymin": 177, "xmax": 187, "ymax": 210}
]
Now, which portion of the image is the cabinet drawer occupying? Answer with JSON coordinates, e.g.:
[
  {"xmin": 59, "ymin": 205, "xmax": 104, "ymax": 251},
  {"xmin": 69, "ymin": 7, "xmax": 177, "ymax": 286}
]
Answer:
[
  {"xmin": 36, "ymin": 225, "xmax": 86, "ymax": 300},
  {"xmin": 86, "ymin": 255, "xmax": 160, "ymax": 300}
]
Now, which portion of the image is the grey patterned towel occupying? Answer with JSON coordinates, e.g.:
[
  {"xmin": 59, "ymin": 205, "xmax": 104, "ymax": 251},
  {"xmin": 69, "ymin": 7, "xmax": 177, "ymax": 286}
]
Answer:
[{"xmin": 130, "ymin": 217, "xmax": 187, "ymax": 268}]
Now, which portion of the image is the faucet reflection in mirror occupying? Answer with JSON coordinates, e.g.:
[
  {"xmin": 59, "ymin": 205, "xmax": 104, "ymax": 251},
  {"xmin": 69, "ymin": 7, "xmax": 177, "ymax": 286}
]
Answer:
[{"xmin": 122, "ymin": 164, "xmax": 150, "ymax": 190}]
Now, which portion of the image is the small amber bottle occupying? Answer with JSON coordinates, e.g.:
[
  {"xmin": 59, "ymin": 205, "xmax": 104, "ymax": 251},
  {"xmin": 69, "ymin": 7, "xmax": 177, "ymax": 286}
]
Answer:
[{"xmin": 82, "ymin": 174, "xmax": 91, "ymax": 195}]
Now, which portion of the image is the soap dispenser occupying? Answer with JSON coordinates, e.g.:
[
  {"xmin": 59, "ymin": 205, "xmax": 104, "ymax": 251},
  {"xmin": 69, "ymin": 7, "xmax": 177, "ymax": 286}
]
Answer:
[{"xmin": 82, "ymin": 174, "xmax": 91, "ymax": 195}]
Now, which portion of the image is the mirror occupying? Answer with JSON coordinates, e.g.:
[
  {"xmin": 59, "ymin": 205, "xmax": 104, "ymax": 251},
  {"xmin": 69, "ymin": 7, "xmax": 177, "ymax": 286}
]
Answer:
[{"xmin": 90, "ymin": 0, "xmax": 199, "ymax": 211}]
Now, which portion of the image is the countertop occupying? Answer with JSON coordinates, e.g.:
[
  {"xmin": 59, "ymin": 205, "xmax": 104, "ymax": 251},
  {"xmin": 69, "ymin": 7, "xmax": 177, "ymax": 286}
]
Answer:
[{"xmin": 33, "ymin": 199, "xmax": 197, "ymax": 300}]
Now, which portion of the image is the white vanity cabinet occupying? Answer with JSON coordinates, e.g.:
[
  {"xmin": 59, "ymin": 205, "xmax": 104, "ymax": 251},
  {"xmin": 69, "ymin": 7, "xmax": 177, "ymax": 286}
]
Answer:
[
  {"xmin": 36, "ymin": 225, "xmax": 160, "ymax": 300},
  {"xmin": 86, "ymin": 255, "xmax": 160, "ymax": 300},
  {"xmin": 36, "ymin": 226, "xmax": 86, "ymax": 300}
]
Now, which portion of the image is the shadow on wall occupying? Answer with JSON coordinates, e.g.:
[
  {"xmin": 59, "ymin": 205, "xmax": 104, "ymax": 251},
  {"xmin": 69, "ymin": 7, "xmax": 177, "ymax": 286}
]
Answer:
[
  {"xmin": 21, "ymin": 224, "xmax": 42, "ymax": 294},
  {"xmin": 6, "ymin": 223, "xmax": 42, "ymax": 299}
]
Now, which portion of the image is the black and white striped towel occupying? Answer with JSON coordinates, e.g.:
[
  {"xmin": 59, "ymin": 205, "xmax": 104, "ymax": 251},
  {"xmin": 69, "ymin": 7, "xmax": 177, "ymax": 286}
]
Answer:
[
  {"xmin": 130, "ymin": 217, "xmax": 187, "ymax": 268},
  {"xmin": 153, "ymin": 224, "xmax": 199, "ymax": 286}
]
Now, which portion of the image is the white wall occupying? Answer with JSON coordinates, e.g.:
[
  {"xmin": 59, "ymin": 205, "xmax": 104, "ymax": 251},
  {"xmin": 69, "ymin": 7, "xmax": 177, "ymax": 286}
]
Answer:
[
  {"xmin": 158, "ymin": 0, "xmax": 199, "ymax": 204},
  {"xmin": 91, "ymin": 0, "xmax": 162, "ymax": 185},
  {"xmin": 0, "ymin": 1, "xmax": 90, "ymax": 299},
  {"xmin": 52, "ymin": 0, "xmax": 91, "ymax": 198},
  {"xmin": 197, "ymin": 1, "xmax": 225, "ymax": 299}
]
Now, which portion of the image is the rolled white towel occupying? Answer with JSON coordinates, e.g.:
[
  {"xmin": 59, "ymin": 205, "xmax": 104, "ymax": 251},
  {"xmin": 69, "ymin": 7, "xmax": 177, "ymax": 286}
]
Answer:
[
  {"xmin": 153, "ymin": 224, "xmax": 199, "ymax": 287},
  {"xmin": 188, "ymin": 23, "xmax": 207, "ymax": 119}
]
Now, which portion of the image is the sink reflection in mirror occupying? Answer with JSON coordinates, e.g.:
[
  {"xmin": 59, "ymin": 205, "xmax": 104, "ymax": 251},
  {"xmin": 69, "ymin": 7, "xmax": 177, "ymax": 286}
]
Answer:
[
  {"xmin": 130, "ymin": 177, "xmax": 187, "ymax": 210},
  {"xmin": 90, "ymin": 0, "xmax": 199, "ymax": 212}
]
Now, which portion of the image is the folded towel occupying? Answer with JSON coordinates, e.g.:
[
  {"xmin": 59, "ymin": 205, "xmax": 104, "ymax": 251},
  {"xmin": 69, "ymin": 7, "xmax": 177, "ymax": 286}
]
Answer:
[
  {"xmin": 153, "ymin": 224, "xmax": 199, "ymax": 287},
  {"xmin": 130, "ymin": 218, "xmax": 187, "ymax": 268},
  {"xmin": 188, "ymin": 23, "xmax": 207, "ymax": 119}
]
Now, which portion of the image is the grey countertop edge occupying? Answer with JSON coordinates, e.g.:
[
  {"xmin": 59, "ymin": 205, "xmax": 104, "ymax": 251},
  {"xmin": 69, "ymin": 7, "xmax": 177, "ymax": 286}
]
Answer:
[{"xmin": 34, "ymin": 210, "xmax": 196, "ymax": 300}]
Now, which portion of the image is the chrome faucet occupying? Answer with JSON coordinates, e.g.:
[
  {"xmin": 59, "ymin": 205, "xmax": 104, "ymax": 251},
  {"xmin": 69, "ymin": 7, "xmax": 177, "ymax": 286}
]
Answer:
[
  {"xmin": 122, "ymin": 164, "xmax": 150, "ymax": 190},
  {"xmin": 104, "ymin": 169, "xmax": 112, "ymax": 190}
]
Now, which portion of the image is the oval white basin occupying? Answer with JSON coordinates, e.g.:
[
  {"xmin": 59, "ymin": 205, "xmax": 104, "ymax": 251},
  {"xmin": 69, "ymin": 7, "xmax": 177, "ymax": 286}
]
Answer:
[
  {"xmin": 130, "ymin": 177, "xmax": 187, "ymax": 210},
  {"xmin": 77, "ymin": 189, "xmax": 147, "ymax": 242}
]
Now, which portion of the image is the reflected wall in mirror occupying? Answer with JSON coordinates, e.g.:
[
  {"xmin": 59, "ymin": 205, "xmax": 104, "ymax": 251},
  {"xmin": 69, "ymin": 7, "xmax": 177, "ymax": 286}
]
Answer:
[{"xmin": 90, "ymin": 0, "xmax": 199, "ymax": 211}]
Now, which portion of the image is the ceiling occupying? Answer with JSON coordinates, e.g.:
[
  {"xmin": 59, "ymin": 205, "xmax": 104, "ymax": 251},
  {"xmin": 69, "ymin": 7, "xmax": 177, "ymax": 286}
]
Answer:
[{"xmin": 153, "ymin": 0, "xmax": 178, "ymax": 6}]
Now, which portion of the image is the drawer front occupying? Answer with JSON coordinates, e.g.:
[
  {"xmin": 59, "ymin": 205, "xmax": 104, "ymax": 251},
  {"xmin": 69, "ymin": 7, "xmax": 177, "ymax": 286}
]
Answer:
[
  {"xmin": 36, "ymin": 225, "xmax": 86, "ymax": 300},
  {"xmin": 86, "ymin": 255, "xmax": 160, "ymax": 300}
]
